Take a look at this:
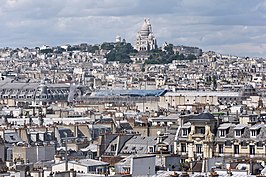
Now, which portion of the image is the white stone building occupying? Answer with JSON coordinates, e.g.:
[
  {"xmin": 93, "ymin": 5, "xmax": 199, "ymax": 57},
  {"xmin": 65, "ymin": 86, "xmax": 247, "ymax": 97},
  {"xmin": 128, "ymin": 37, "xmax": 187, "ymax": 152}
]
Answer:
[{"xmin": 135, "ymin": 19, "xmax": 157, "ymax": 51}]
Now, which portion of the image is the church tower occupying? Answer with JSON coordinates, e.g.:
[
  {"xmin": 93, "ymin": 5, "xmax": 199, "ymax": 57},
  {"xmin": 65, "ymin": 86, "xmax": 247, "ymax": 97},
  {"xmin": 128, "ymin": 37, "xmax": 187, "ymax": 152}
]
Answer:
[{"xmin": 135, "ymin": 19, "xmax": 157, "ymax": 51}]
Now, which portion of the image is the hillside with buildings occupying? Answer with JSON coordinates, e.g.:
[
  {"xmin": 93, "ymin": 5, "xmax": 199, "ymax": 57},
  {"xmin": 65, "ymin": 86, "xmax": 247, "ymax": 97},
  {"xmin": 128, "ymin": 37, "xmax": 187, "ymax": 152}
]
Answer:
[{"xmin": 0, "ymin": 19, "xmax": 265, "ymax": 177}]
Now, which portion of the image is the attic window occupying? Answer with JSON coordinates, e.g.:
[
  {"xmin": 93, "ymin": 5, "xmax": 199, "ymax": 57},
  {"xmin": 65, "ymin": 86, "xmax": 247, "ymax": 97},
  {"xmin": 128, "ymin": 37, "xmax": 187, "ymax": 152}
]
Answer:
[
  {"xmin": 220, "ymin": 130, "xmax": 225, "ymax": 137},
  {"xmin": 182, "ymin": 129, "xmax": 188, "ymax": 136},
  {"xmin": 235, "ymin": 130, "xmax": 241, "ymax": 137},
  {"xmin": 111, "ymin": 144, "xmax": 117, "ymax": 152},
  {"xmin": 195, "ymin": 127, "xmax": 205, "ymax": 134},
  {"xmin": 251, "ymin": 130, "xmax": 256, "ymax": 137},
  {"xmin": 148, "ymin": 146, "xmax": 154, "ymax": 153}
]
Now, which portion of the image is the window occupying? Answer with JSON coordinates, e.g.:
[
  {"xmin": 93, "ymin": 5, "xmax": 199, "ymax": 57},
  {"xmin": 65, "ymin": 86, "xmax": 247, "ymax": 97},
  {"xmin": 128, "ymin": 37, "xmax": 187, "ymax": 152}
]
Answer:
[
  {"xmin": 218, "ymin": 144, "xmax": 224, "ymax": 154},
  {"xmin": 250, "ymin": 145, "xmax": 255, "ymax": 155},
  {"xmin": 181, "ymin": 143, "xmax": 186, "ymax": 152},
  {"xmin": 251, "ymin": 130, "xmax": 256, "ymax": 137},
  {"xmin": 225, "ymin": 140, "xmax": 232, "ymax": 147},
  {"xmin": 195, "ymin": 127, "xmax": 205, "ymax": 134},
  {"xmin": 182, "ymin": 129, "xmax": 188, "ymax": 136},
  {"xmin": 220, "ymin": 130, "xmax": 225, "ymax": 137},
  {"xmin": 234, "ymin": 145, "xmax": 239, "ymax": 154},
  {"xmin": 196, "ymin": 144, "xmax": 202, "ymax": 153},
  {"xmin": 257, "ymin": 141, "xmax": 263, "ymax": 147},
  {"xmin": 235, "ymin": 130, "xmax": 241, "ymax": 137},
  {"xmin": 149, "ymin": 146, "xmax": 154, "ymax": 153},
  {"xmin": 249, "ymin": 116, "xmax": 257, "ymax": 122},
  {"xmin": 241, "ymin": 141, "xmax": 247, "ymax": 147},
  {"xmin": 111, "ymin": 144, "xmax": 117, "ymax": 152}
]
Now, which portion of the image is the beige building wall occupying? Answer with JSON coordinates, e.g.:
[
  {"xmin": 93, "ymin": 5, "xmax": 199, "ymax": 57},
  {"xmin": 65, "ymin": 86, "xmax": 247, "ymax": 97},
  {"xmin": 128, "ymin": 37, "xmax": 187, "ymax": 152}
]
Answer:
[{"xmin": 159, "ymin": 95, "xmax": 219, "ymax": 109}]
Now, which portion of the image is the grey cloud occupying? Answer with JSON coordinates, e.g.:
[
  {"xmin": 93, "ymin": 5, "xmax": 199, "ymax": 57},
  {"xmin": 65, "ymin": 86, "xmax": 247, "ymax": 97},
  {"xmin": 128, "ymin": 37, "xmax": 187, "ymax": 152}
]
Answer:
[{"xmin": 0, "ymin": 0, "xmax": 266, "ymax": 57}]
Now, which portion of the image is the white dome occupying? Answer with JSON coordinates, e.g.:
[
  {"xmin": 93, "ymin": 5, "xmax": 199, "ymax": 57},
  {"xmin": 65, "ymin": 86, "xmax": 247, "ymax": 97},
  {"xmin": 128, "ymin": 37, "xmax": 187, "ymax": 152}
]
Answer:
[
  {"xmin": 115, "ymin": 35, "xmax": 121, "ymax": 42},
  {"xmin": 141, "ymin": 21, "xmax": 149, "ymax": 31},
  {"xmin": 140, "ymin": 19, "xmax": 149, "ymax": 36}
]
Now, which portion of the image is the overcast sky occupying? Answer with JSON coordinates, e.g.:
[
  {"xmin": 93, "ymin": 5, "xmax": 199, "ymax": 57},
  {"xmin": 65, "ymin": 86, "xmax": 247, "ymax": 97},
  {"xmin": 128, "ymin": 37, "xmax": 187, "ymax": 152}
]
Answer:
[{"xmin": 1, "ymin": 0, "xmax": 266, "ymax": 57}]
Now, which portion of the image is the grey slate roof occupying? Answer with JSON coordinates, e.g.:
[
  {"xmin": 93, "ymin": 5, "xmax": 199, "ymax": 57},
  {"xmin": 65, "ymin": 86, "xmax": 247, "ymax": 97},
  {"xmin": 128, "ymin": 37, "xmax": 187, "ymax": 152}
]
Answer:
[
  {"xmin": 216, "ymin": 123, "xmax": 266, "ymax": 142},
  {"xmin": 120, "ymin": 136, "xmax": 157, "ymax": 154},
  {"xmin": 189, "ymin": 112, "xmax": 216, "ymax": 121}
]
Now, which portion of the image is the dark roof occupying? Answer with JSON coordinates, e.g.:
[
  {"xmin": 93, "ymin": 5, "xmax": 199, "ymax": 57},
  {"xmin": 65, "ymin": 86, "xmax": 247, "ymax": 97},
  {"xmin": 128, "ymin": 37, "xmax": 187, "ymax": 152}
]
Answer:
[
  {"xmin": 118, "ymin": 122, "xmax": 133, "ymax": 130},
  {"xmin": 189, "ymin": 112, "xmax": 216, "ymax": 121},
  {"xmin": 4, "ymin": 132, "xmax": 23, "ymax": 143}
]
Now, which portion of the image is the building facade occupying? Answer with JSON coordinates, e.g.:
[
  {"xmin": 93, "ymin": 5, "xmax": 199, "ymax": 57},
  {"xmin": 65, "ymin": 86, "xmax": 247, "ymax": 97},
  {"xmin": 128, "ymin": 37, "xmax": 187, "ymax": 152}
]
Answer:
[{"xmin": 176, "ymin": 112, "xmax": 217, "ymax": 162}]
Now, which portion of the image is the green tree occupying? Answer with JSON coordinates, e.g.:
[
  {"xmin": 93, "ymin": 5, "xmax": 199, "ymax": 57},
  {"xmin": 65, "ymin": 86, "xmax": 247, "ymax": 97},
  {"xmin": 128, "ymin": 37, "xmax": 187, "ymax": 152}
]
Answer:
[
  {"xmin": 101, "ymin": 43, "xmax": 114, "ymax": 50},
  {"xmin": 105, "ymin": 42, "xmax": 136, "ymax": 63}
]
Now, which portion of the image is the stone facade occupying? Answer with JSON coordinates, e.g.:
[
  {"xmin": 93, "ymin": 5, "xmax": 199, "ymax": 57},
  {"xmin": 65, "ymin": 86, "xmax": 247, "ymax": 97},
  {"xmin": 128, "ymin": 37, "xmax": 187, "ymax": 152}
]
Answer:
[{"xmin": 135, "ymin": 19, "xmax": 157, "ymax": 51}]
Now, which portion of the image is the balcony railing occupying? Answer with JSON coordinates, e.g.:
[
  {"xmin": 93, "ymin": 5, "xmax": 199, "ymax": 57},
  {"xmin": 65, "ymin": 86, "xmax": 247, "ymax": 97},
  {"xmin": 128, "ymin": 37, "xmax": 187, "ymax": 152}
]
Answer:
[
  {"xmin": 177, "ymin": 151, "xmax": 188, "ymax": 156},
  {"xmin": 176, "ymin": 151, "xmax": 203, "ymax": 158},
  {"xmin": 176, "ymin": 151, "xmax": 266, "ymax": 159},
  {"xmin": 192, "ymin": 134, "xmax": 205, "ymax": 138},
  {"xmin": 214, "ymin": 152, "xmax": 266, "ymax": 159}
]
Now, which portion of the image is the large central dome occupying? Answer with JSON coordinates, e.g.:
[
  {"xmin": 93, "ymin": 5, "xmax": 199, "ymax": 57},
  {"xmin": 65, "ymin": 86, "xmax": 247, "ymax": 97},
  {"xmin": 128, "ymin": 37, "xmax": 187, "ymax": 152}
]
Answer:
[{"xmin": 140, "ymin": 19, "xmax": 150, "ymax": 36}]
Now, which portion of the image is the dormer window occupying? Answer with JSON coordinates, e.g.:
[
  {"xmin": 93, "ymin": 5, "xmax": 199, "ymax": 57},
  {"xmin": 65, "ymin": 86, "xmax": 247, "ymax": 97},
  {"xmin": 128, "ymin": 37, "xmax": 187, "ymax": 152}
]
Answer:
[
  {"xmin": 250, "ymin": 125, "xmax": 262, "ymax": 138},
  {"xmin": 234, "ymin": 125, "xmax": 245, "ymax": 137},
  {"xmin": 251, "ymin": 130, "xmax": 256, "ymax": 137},
  {"xmin": 111, "ymin": 144, "xmax": 117, "ymax": 152},
  {"xmin": 148, "ymin": 146, "xmax": 154, "ymax": 153},
  {"xmin": 235, "ymin": 130, "xmax": 241, "ymax": 137},
  {"xmin": 220, "ymin": 130, "xmax": 225, "ymax": 137},
  {"xmin": 182, "ymin": 129, "xmax": 188, "ymax": 136},
  {"xmin": 195, "ymin": 127, "xmax": 205, "ymax": 134}
]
